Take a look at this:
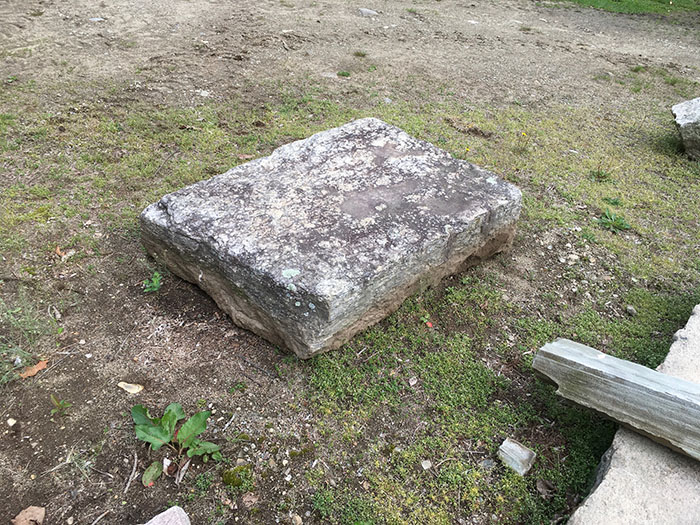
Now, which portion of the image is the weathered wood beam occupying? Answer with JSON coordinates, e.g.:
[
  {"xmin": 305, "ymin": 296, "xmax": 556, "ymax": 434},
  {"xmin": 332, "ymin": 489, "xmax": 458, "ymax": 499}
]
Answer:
[{"xmin": 533, "ymin": 338, "xmax": 700, "ymax": 462}]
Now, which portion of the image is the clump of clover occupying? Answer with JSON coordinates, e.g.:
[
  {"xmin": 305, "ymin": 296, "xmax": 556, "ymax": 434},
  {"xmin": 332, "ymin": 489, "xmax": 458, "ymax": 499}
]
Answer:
[{"xmin": 132, "ymin": 403, "xmax": 222, "ymax": 486}]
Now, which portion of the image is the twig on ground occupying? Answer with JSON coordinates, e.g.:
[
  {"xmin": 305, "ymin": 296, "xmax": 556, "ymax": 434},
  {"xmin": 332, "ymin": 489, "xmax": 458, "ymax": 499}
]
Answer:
[
  {"xmin": 90, "ymin": 510, "xmax": 110, "ymax": 525},
  {"xmin": 40, "ymin": 351, "xmax": 78, "ymax": 377},
  {"xmin": 237, "ymin": 360, "xmax": 264, "ymax": 386},
  {"xmin": 42, "ymin": 447, "xmax": 75, "ymax": 474},
  {"xmin": 434, "ymin": 457, "xmax": 458, "ymax": 469},
  {"xmin": 222, "ymin": 413, "xmax": 236, "ymax": 433},
  {"xmin": 89, "ymin": 465, "xmax": 114, "ymax": 479},
  {"xmin": 153, "ymin": 150, "xmax": 177, "ymax": 179},
  {"xmin": 237, "ymin": 368, "xmax": 263, "ymax": 387},
  {"xmin": 239, "ymin": 355, "xmax": 276, "ymax": 378},
  {"xmin": 123, "ymin": 451, "xmax": 138, "ymax": 494},
  {"xmin": 118, "ymin": 324, "xmax": 138, "ymax": 353}
]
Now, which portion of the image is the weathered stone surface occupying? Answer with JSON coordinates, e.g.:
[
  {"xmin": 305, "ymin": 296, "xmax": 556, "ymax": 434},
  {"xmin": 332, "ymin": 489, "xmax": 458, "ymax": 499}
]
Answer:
[
  {"xmin": 569, "ymin": 305, "xmax": 700, "ymax": 524},
  {"xmin": 672, "ymin": 97, "xmax": 700, "ymax": 161},
  {"xmin": 533, "ymin": 338, "xmax": 700, "ymax": 461},
  {"xmin": 141, "ymin": 118, "xmax": 522, "ymax": 358},
  {"xmin": 143, "ymin": 506, "xmax": 190, "ymax": 525},
  {"xmin": 498, "ymin": 438, "xmax": 536, "ymax": 476}
]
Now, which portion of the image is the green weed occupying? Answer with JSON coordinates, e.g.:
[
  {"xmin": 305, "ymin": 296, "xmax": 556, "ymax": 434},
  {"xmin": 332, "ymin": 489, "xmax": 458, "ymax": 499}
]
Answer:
[
  {"xmin": 596, "ymin": 209, "xmax": 631, "ymax": 233},
  {"xmin": 50, "ymin": 394, "xmax": 72, "ymax": 417},
  {"xmin": 142, "ymin": 271, "xmax": 163, "ymax": 293},
  {"xmin": 602, "ymin": 197, "xmax": 622, "ymax": 206},
  {"xmin": 131, "ymin": 403, "xmax": 222, "ymax": 486}
]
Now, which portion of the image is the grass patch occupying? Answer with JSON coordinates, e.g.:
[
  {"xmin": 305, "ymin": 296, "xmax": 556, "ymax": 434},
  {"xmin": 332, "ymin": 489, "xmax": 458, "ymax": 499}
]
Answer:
[
  {"xmin": 1, "ymin": 78, "xmax": 699, "ymax": 522},
  {"xmin": 0, "ymin": 291, "xmax": 52, "ymax": 385},
  {"xmin": 595, "ymin": 209, "xmax": 631, "ymax": 233},
  {"xmin": 555, "ymin": 0, "xmax": 700, "ymax": 14}
]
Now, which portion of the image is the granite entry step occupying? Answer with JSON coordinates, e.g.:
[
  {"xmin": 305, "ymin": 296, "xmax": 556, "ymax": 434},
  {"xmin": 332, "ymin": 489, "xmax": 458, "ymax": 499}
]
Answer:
[{"xmin": 141, "ymin": 118, "xmax": 522, "ymax": 358}]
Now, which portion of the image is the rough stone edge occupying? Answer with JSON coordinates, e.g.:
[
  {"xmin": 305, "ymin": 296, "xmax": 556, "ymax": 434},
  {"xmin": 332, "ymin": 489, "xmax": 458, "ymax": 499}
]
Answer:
[
  {"xmin": 671, "ymin": 98, "xmax": 700, "ymax": 161},
  {"xmin": 141, "ymin": 222, "xmax": 517, "ymax": 358},
  {"xmin": 568, "ymin": 304, "xmax": 700, "ymax": 524},
  {"xmin": 142, "ymin": 506, "xmax": 190, "ymax": 525}
]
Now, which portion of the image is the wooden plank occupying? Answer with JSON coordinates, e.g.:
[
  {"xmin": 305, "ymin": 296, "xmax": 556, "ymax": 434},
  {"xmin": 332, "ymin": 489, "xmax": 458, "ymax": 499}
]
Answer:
[{"xmin": 532, "ymin": 338, "xmax": 700, "ymax": 461}]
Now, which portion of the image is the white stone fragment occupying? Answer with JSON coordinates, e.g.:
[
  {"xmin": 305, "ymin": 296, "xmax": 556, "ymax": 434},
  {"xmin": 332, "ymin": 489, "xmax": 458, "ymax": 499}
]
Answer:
[
  {"xmin": 358, "ymin": 8, "xmax": 378, "ymax": 17},
  {"xmin": 143, "ymin": 506, "xmax": 190, "ymax": 525},
  {"xmin": 498, "ymin": 438, "xmax": 536, "ymax": 476},
  {"xmin": 672, "ymin": 97, "xmax": 700, "ymax": 161}
]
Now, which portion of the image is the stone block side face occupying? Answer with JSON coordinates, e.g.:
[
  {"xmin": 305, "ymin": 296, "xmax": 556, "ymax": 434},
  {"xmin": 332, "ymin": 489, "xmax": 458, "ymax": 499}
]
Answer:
[
  {"xmin": 672, "ymin": 98, "xmax": 700, "ymax": 161},
  {"xmin": 568, "ymin": 305, "xmax": 700, "ymax": 525},
  {"xmin": 141, "ymin": 118, "xmax": 522, "ymax": 358}
]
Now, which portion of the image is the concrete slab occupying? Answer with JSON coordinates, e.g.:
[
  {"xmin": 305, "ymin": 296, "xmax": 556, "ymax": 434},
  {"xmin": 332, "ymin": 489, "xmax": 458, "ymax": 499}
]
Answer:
[
  {"xmin": 569, "ymin": 304, "xmax": 700, "ymax": 525},
  {"xmin": 141, "ymin": 118, "xmax": 522, "ymax": 358}
]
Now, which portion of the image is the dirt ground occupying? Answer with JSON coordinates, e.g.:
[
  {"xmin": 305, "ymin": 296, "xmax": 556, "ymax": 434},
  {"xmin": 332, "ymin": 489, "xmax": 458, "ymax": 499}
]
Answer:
[
  {"xmin": 2, "ymin": 0, "xmax": 699, "ymax": 107},
  {"xmin": 1, "ymin": 0, "xmax": 699, "ymax": 524}
]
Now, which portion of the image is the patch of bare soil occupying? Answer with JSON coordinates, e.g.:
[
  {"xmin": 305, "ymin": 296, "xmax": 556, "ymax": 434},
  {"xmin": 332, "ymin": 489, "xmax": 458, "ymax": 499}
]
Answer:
[{"xmin": 1, "ymin": 0, "xmax": 699, "ymax": 107}]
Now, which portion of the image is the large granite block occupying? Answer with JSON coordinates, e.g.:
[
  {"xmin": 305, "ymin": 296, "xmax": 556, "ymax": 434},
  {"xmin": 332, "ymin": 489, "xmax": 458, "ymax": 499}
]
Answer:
[
  {"xmin": 140, "ymin": 118, "xmax": 522, "ymax": 358},
  {"xmin": 672, "ymin": 97, "xmax": 700, "ymax": 161}
]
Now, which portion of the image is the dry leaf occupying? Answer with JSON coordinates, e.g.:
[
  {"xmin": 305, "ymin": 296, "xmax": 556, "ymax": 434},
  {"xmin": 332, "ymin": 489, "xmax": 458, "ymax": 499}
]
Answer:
[
  {"xmin": 175, "ymin": 458, "xmax": 191, "ymax": 485},
  {"xmin": 55, "ymin": 246, "xmax": 65, "ymax": 257},
  {"xmin": 241, "ymin": 492, "xmax": 259, "ymax": 508},
  {"xmin": 117, "ymin": 381, "xmax": 144, "ymax": 394},
  {"xmin": 536, "ymin": 478, "xmax": 556, "ymax": 500},
  {"xmin": 19, "ymin": 360, "xmax": 48, "ymax": 379},
  {"xmin": 237, "ymin": 154, "xmax": 255, "ymax": 160},
  {"xmin": 11, "ymin": 506, "xmax": 45, "ymax": 525}
]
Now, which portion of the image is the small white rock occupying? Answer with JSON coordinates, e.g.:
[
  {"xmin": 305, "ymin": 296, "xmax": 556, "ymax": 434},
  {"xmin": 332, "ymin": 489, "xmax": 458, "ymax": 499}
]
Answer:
[
  {"xmin": 421, "ymin": 459, "xmax": 432, "ymax": 470},
  {"xmin": 7, "ymin": 418, "xmax": 17, "ymax": 427},
  {"xmin": 358, "ymin": 8, "xmax": 378, "ymax": 17},
  {"xmin": 498, "ymin": 438, "xmax": 536, "ymax": 476}
]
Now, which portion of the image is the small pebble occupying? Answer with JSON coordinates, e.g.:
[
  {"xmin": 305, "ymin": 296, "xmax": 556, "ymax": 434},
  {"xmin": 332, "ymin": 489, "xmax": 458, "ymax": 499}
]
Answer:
[
  {"xmin": 478, "ymin": 458, "xmax": 496, "ymax": 470},
  {"xmin": 358, "ymin": 8, "xmax": 378, "ymax": 17},
  {"xmin": 626, "ymin": 305, "xmax": 638, "ymax": 316}
]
